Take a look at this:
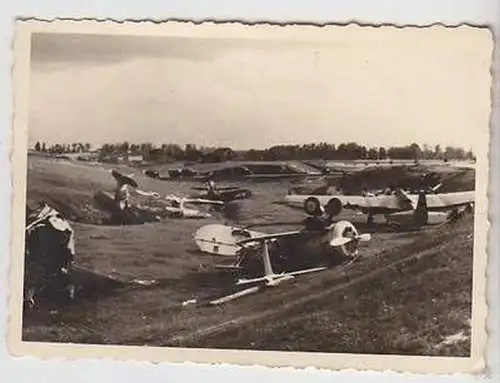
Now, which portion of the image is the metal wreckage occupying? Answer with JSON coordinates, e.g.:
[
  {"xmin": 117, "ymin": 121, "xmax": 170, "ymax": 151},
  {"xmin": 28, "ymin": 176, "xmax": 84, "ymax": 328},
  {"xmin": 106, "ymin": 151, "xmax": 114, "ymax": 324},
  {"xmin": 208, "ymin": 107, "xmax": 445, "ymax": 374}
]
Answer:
[
  {"xmin": 23, "ymin": 168, "xmax": 475, "ymax": 309},
  {"xmin": 24, "ymin": 203, "xmax": 137, "ymax": 310},
  {"xmin": 24, "ymin": 203, "xmax": 77, "ymax": 309},
  {"xmin": 23, "ymin": 198, "xmax": 373, "ymax": 310}
]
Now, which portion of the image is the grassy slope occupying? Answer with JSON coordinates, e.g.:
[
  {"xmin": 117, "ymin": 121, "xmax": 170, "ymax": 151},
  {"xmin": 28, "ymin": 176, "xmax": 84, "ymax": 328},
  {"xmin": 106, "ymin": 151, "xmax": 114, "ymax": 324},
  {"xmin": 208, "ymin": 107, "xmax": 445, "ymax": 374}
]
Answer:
[{"xmin": 192, "ymin": 217, "xmax": 473, "ymax": 356}]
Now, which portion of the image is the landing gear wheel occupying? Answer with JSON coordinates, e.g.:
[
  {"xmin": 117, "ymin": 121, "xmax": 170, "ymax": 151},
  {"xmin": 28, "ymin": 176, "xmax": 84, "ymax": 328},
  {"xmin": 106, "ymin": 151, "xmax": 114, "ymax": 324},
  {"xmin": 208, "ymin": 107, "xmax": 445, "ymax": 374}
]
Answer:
[{"xmin": 304, "ymin": 197, "xmax": 322, "ymax": 216}]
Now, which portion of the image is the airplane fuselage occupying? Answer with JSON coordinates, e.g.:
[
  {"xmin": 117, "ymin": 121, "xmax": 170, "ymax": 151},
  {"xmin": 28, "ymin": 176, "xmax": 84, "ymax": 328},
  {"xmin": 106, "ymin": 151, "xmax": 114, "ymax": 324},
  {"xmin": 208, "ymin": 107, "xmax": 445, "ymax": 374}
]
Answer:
[{"xmin": 283, "ymin": 190, "xmax": 474, "ymax": 226}]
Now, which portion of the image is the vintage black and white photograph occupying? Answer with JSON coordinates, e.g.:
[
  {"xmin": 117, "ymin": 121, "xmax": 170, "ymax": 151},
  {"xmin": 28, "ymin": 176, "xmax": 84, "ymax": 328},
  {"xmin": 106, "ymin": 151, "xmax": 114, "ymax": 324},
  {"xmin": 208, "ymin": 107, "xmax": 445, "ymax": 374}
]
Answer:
[{"xmin": 8, "ymin": 21, "xmax": 493, "ymax": 373}]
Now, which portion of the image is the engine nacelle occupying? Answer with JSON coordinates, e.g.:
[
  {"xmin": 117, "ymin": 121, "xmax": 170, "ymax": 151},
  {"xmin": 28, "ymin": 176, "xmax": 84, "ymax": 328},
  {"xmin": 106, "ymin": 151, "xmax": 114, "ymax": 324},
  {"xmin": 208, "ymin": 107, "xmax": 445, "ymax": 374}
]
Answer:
[{"xmin": 329, "ymin": 220, "xmax": 361, "ymax": 259}]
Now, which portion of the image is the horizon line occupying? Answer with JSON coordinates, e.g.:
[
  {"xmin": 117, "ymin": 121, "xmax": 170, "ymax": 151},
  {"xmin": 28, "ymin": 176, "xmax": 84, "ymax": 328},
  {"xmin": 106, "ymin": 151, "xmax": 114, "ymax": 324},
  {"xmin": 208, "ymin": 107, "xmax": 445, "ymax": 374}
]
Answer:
[{"xmin": 28, "ymin": 140, "xmax": 475, "ymax": 152}]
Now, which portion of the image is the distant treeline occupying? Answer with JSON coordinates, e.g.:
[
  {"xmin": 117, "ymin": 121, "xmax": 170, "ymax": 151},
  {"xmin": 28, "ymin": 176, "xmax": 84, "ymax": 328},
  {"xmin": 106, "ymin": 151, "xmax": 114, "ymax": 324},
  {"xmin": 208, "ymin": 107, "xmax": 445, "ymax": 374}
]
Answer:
[
  {"xmin": 33, "ymin": 141, "xmax": 476, "ymax": 163},
  {"xmin": 34, "ymin": 142, "xmax": 92, "ymax": 154}
]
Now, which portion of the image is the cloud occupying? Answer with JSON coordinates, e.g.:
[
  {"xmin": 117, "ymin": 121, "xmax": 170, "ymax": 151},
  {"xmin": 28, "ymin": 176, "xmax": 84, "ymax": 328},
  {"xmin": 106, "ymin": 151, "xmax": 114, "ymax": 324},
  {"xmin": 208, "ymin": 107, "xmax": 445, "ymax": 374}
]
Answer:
[{"xmin": 28, "ymin": 28, "xmax": 492, "ymax": 152}]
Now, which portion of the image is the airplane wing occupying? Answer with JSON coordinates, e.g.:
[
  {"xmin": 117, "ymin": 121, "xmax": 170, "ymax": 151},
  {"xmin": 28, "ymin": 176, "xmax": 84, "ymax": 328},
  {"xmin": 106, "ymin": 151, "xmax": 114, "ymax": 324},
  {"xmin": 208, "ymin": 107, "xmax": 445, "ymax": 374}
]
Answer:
[
  {"xmin": 283, "ymin": 189, "xmax": 475, "ymax": 216},
  {"xmin": 283, "ymin": 194, "xmax": 408, "ymax": 213},
  {"xmin": 237, "ymin": 230, "xmax": 303, "ymax": 245},
  {"xmin": 338, "ymin": 190, "xmax": 474, "ymax": 213},
  {"xmin": 186, "ymin": 198, "xmax": 225, "ymax": 206},
  {"xmin": 425, "ymin": 191, "xmax": 475, "ymax": 210}
]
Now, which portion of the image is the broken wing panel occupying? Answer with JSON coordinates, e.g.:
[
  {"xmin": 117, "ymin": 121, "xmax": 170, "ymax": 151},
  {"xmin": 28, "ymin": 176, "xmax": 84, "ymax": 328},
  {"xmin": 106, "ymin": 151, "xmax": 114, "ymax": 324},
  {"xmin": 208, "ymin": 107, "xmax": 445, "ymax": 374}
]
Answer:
[{"xmin": 425, "ymin": 191, "xmax": 475, "ymax": 210}]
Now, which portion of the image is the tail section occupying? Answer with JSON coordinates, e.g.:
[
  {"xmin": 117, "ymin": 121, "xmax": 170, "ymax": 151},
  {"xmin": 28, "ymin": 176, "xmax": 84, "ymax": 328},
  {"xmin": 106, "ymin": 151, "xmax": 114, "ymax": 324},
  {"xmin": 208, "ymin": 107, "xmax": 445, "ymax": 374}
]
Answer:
[
  {"xmin": 261, "ymin": 240, "xmax": 275, "ymax": 277},
  {"xmin": 413, "ymin": 191, "xmax": 429, "ymax": 227}
]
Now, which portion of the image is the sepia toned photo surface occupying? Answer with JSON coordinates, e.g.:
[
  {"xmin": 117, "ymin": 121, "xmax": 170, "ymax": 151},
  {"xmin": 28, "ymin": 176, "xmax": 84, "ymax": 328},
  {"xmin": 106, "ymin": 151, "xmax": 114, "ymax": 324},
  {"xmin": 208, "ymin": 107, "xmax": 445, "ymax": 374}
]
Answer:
[{"xmin": 8, "ymin": 20, "xmax": 493, "ymax": 373}]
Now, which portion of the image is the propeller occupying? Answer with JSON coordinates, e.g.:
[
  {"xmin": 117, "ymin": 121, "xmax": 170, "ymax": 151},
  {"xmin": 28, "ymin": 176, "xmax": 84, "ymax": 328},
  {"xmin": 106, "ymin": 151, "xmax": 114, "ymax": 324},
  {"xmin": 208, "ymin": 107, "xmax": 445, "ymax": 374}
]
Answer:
[{"xmin": 330, "ymin": 233, "xmax": 371, "ymax": 247}]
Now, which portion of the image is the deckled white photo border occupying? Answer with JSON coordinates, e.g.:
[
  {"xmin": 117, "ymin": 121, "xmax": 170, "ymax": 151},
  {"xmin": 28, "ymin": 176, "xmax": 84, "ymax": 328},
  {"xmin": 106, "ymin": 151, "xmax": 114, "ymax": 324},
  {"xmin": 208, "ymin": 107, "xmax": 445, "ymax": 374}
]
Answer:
[{"xmin": 5, "ymin": 19, "xmax": 494, "ymax": 375}]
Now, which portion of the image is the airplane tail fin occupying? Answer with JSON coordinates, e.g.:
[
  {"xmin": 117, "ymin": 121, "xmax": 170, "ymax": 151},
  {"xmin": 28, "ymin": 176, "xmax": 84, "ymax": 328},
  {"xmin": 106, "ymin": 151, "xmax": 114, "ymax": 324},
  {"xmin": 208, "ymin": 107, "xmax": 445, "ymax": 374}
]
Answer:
[
  {"xmin": 413, "ymin": 191, "xmax": 429, "ymax": 227},
  {"xmin": 261, "ymin": 240, "xmax": 275, "ymax": 277}
]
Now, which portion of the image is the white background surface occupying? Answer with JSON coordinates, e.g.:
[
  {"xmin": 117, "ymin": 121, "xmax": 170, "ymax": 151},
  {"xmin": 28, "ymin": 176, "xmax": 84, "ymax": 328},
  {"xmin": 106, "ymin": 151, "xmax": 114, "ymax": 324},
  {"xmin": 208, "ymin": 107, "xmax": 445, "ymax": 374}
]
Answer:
[{"xmin": 1, "ymin": 1, "xmax": 499, "ymax": 382}]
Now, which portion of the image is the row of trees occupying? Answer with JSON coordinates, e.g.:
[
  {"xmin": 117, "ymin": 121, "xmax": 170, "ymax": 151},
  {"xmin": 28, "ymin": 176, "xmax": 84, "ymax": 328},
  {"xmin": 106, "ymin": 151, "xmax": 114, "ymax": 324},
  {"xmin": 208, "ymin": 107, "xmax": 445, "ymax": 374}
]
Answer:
[
  {"xmin": 34, "ymin": 142, "xmax": 92, "ymax": 154},
  {"xmin": 33, "ymin": 141, "xmax": 476, "ymax": 163},
  {"xmin": 246, "ymin": 143, "xmax": 476, "ymax": 162}
]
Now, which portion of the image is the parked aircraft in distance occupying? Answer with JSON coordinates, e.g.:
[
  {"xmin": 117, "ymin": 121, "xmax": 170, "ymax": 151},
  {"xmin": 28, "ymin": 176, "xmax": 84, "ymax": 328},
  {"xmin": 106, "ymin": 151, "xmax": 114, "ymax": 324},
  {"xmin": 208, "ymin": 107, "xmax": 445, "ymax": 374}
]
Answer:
[{"xmin": 190, "ymin": 180, "xmax": 252, "ymax": 203}]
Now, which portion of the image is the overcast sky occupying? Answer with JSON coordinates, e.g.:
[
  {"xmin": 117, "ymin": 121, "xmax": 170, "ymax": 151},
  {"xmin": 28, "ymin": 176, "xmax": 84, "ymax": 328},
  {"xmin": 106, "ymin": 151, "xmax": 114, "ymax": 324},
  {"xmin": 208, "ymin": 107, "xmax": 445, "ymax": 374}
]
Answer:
[{"xmin": 28, "ymin": 28, "xmax": 492, "ymax": 152}]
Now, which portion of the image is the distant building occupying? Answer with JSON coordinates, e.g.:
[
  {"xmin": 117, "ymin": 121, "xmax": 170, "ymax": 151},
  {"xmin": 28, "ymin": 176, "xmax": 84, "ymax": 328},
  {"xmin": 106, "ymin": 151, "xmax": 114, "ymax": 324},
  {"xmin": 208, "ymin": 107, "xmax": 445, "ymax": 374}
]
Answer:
[
  {"xmin": 76, "ymin": 152, "xmax": 99, "ymax": 162},
  {"xmin": 127, "ymin": 154, "xmax": 144, "ymax": 163}
]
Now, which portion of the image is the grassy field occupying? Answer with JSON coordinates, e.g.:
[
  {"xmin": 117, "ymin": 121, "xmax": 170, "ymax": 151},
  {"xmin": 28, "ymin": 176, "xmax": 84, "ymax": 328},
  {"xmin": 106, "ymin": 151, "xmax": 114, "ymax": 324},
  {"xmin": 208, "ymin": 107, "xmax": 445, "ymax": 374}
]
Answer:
[{"xmin": 22, "ymin": 156, "xmax": 475, "ymax": 356}]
